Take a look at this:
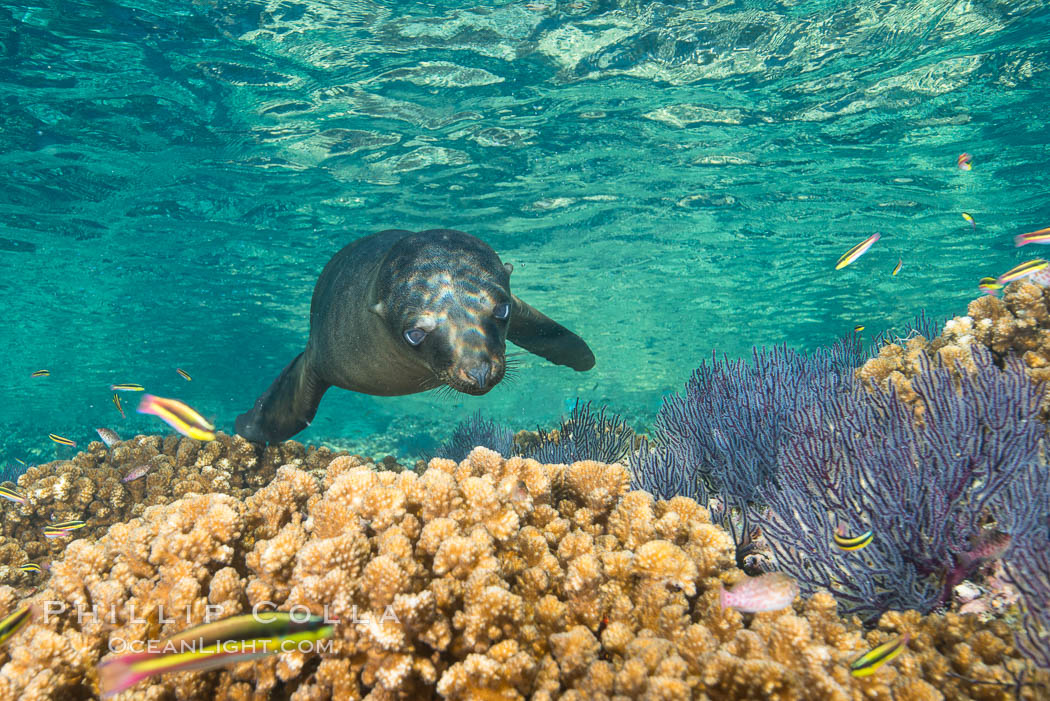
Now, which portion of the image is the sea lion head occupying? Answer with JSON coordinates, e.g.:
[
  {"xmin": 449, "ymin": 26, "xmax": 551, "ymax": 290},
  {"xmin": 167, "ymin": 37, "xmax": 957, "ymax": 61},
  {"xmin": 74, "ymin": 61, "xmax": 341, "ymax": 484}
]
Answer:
[{"xmin": 371, "ymin": 229, "xmax": 512, "ymax": 395}]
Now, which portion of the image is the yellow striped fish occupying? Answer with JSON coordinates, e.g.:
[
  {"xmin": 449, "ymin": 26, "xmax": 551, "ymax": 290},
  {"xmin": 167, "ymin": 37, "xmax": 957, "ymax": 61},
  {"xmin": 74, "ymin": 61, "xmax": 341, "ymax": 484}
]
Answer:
[
  {"xmin": 30, "ymin": 369, "xmax": 49, "ymax": 378},
  {"xmin": 834, "ymin": 525, "xmax": 874, "ymax": 551},
  {"xmin": 99, "ymin": 612, "xmax": 335, "ymax": 697},
  {"xmin": 997, "ymin": 259, "xmax": 1049, "ymax": 285},
  {"xmin": 137, "ymin": 394, "xmax": 215, "ymax": 442},
  {"xmin": 0, "ymin": 604, "xmax": 32, "ymax": 646},
  {"xmin": 979, "ymin": 277, "xmax": 1003, "ymax": 295},
  {"xmin": 176, "ymin": 368, "xmax": 192, "ymax": 381},
  {"xmin": 113, "ymin": 393, "xmax": 126, "ymax": 419},
  {"xmin": 0, "ymin": 485, "xmax": 26, "ymax": 505},
  {"xmin": 18, "ymin": 563, "xmax": 41, "ymax": 573},
  {"xmin": 961, "ymin": 212, "xmax": 975, "ymax": 231},
  {"xmin": 50, "ymin": 520, "xmax": 86, "ymax": 530},
  {"xmin": 48, "ymin": 433, "xmax": 77, "ymax": 447},
  {"xmin": 850, "ymin": 633, "xmax": 910, "ymax": 677},
  {"xmin": 853, "ymin": 325, "xmax": 865, "ymax": 333},
  {"xmin": 43, "ymin": 520, "xmax": 86, "ymax": 538},
  {"xmin": 111, "ymin": 383, "xmax": 145, "ymax": 392},
  {"xmin": 892, "ymin": 258, "xmax": 902, "ymax": 276},
  {"xmin": 1015, "ymin": 227, "xmax": 1050, "ymax": 247},
  {"xmin": 835, "ymin": 233, "xmax": 881, "ymax": 270}
]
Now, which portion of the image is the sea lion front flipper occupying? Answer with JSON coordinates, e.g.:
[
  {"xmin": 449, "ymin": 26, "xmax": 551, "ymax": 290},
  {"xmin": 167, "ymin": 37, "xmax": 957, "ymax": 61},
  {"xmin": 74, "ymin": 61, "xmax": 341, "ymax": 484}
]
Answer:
[
  {"xmin": 507, "ymin": 294, "xmax": 595, "ymax": 371},
  {"xmin": 235, "ymin": 352, "xmax": 330, "ymax": 443}
]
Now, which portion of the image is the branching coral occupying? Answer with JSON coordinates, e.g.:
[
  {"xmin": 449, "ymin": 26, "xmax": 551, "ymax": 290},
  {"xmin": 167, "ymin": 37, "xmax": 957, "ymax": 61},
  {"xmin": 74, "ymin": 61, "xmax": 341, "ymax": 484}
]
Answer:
[
  {"xmin": 0, "ymin": 447, "xmax": 1044, "ymax": 699},
  {"xmin": 857, "ymin": 281, "xmax": 1050, "ymax": 419},
  {"xmin": 0, "ymin": 433, "xmax": 343, "ymax": 589}
]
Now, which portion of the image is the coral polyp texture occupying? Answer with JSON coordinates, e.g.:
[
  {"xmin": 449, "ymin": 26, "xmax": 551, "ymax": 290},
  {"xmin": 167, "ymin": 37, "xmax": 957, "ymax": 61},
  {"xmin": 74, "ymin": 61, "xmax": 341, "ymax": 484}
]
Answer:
[
  {"xmin": 858, "ymin": 281, "xmax": 1050, "ymax": 416},
  {"xmin": 0, "ymin": 447, "xmax": 1045, "ymax": 699},
  {"xmin": 0, "ymin": 433, "xmax": 344, "ymax": 588}
]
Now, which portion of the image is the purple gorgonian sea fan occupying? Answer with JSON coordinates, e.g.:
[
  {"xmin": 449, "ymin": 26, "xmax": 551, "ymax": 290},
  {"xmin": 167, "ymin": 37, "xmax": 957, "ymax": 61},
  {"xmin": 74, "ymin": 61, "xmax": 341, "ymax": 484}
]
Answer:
[
  {"xmin": 432, "ymin": 411, "xmax": 515, "ymax": 463},
  {"xmin": 757, "ymin": 346, "xmax": 1049, "ymax": 622},
  {"xmin": 1005, "ymin": 495, "xmax": 1050, "ymax": 669},
  {"xmin": 630, "ymin": 337, "xmax": 861, "ymax": 566},
  {"xmin": 527, "ymin": 400, "xmax": 634, "ymax": 466}
]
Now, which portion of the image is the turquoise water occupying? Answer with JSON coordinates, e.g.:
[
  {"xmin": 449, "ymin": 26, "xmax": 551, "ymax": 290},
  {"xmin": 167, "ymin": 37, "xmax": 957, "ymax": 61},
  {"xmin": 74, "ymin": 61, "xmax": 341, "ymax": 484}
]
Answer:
[{"xmin": 2, "ymin": 0, "xmax": 1049, "ymax": 463}]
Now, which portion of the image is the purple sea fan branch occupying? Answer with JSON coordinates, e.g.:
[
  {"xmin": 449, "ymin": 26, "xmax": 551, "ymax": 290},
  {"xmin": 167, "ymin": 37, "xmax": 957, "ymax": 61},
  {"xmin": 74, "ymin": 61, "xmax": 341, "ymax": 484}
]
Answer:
[
  {"xmin": 758, "ymin": 345, "xmax": 1048, "ymax": 622},
  {"xmin": 1003, "ymin": 466, "xmax": 1050, "ymax": 670}
]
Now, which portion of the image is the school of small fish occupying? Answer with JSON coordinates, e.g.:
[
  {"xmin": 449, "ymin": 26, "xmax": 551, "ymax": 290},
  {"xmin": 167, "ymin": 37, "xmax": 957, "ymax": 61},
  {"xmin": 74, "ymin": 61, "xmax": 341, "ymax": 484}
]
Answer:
[
  {"xmin": 42, "ymin": 520, "xmax": 86, "ymax": 539},
  {"xmin": 824, "ymin": 153, "xmax": 1050, "ymax": 307}
]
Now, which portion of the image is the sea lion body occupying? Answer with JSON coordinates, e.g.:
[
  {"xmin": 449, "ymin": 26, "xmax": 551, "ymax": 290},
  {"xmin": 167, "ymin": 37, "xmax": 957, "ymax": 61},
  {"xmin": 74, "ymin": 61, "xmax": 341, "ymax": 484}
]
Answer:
[{"xmin": 236, "ymin": 228, "xmax": 595, "ymax": 443}]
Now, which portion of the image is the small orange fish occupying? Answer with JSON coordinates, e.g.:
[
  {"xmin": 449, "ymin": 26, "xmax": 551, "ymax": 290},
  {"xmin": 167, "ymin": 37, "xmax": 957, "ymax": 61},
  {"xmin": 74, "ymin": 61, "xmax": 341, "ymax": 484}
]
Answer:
[{"xmin": 957, "ymin": 153, "xmax": 972, "ymax": 171}]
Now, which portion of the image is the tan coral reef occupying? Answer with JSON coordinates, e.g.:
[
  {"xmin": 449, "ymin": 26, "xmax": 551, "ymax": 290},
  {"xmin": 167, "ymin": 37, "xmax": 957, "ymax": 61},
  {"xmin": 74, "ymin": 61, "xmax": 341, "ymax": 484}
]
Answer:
[
  {"xmin": 0, "ymin": 446, "xmax": 1044, "ymax": 700},
  {"xmin": 858, "ymin": 281, "xmax": 1050, "ymax": 416},
  {"xmin": 0, "ymin": 433, "xmax": 343, "ymax": 589}
]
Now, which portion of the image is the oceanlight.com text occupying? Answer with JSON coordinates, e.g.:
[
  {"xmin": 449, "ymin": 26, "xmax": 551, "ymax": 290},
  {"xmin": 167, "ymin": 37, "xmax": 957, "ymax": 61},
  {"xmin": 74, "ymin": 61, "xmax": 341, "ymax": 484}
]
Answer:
[{"xmin": 107, "ymin": 637, "xmax": 335, "ymax": 655}]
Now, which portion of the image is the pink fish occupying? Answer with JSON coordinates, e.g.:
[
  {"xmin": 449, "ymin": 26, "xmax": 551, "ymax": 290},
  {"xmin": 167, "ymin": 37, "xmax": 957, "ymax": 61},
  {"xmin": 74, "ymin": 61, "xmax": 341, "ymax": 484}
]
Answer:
[
  {"xmin": 122, "ymin": 464, "xmax": 153, "ymax": 483},
  {"xmin": 958, "ymin": 531, "xmax": 1011, "ymax": 570},
  {"xmin": 719, "ymin": 572, "xmax": 799, "ymax": 613}
]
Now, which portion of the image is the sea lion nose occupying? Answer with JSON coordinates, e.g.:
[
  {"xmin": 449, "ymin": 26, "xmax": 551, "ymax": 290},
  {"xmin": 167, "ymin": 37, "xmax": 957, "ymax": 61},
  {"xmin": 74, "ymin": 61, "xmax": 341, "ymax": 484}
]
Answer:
[{"xmin": 467, "ymin": 362, "xmax": 490, "ymax": 389}]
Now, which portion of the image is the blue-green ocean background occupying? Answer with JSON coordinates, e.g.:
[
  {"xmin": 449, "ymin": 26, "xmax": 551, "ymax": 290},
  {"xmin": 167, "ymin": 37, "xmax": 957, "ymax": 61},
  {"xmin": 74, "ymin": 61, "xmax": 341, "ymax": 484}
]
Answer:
[{"xmin": 2, "ymin": 0, "xmax": 1048, "ymax": 467}]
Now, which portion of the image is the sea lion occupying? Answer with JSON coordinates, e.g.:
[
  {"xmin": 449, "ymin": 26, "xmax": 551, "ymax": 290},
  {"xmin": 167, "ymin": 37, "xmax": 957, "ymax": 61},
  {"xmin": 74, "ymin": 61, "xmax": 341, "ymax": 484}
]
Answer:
[{"xmin": 235, "ymin": 228, "xmax": 595, "ymax": 443}]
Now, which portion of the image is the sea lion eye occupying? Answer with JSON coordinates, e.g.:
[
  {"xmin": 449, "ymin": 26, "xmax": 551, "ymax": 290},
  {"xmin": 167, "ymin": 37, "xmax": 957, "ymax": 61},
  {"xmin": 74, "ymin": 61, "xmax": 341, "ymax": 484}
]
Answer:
[
  {"xmin": 404, "ymin": 328, "xmax": 427, "ymax": 346},
  {"xmin": 494, "ymin": 302, "xmax": 510, "ymax": 320}
]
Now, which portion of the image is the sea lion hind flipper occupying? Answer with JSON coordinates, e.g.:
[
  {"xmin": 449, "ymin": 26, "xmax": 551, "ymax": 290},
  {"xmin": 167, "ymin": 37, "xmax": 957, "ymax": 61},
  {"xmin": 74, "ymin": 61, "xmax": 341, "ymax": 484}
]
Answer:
[
  {"xmin": 235, "ymin": 352, "xmax": 330, "ymax": 444},
  {"xmin": 507, "ymin": 295, "xmax": 595, "ymax": 371}
]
